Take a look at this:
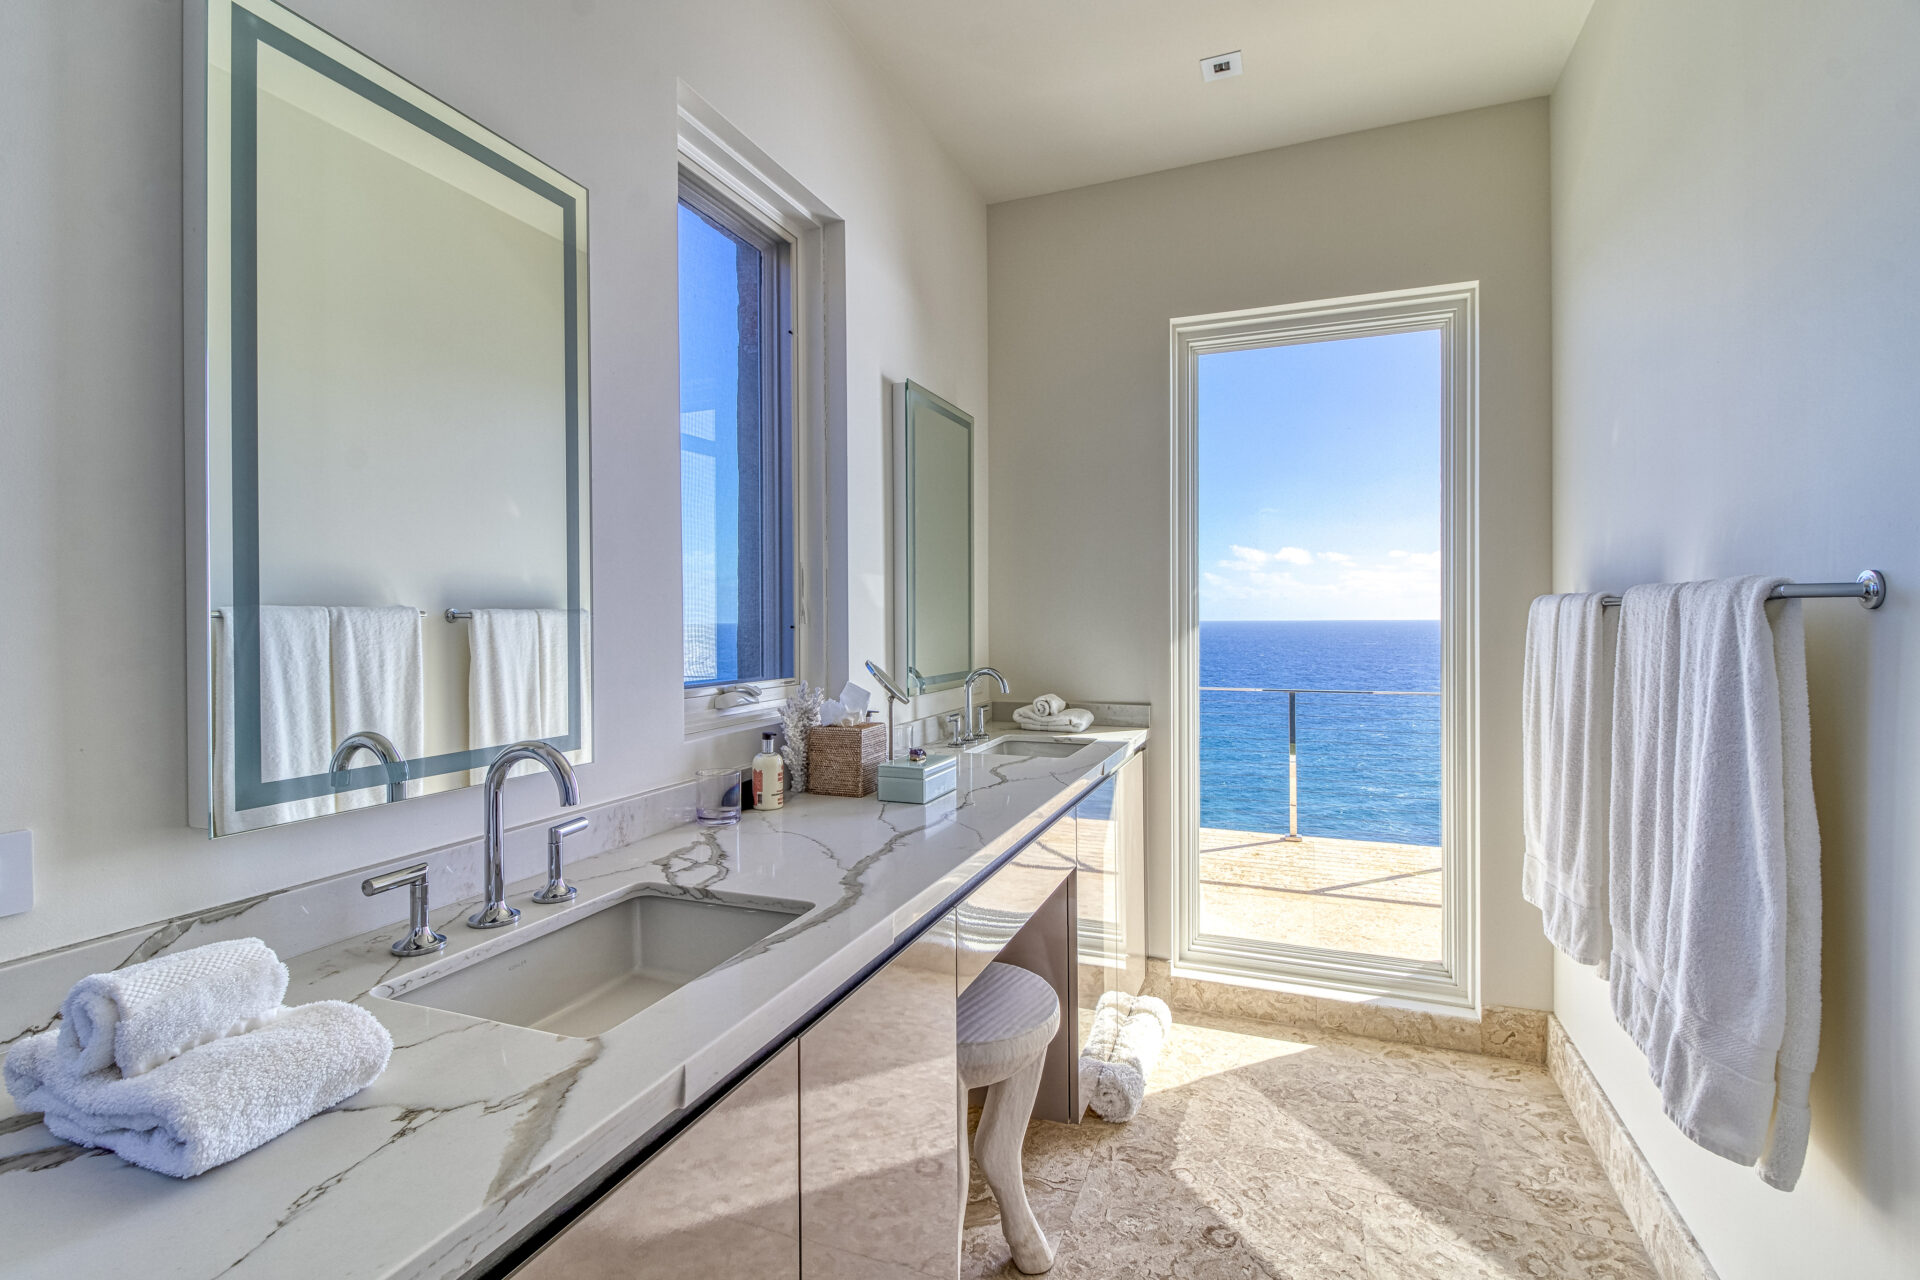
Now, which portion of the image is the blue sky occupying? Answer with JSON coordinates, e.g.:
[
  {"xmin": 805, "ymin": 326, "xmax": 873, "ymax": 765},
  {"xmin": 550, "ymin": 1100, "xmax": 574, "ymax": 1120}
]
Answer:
[
  {"xmin": 1197, "ymin": 329, "xmax": 1442, "ymax": 621},
  {"xmin": 678, "ymin": 202, "xmax": 743, "ymax": 628}
]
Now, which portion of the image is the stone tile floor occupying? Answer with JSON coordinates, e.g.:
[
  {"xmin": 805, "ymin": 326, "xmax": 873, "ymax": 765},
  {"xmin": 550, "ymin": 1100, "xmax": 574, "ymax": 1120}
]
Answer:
[{"xmin": 963, "ymin": 1010, "xmax": 1654, "ymax": 1279}]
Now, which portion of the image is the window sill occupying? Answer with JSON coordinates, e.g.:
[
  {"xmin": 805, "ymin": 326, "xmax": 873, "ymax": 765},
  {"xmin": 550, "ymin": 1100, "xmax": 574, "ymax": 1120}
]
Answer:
[{"xmin": 684, "ymin": 680, "xmax": 793, "ymax": 739}]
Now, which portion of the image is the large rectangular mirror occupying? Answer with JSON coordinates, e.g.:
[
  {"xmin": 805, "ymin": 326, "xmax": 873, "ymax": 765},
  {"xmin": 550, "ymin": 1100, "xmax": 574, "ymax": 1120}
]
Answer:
[
  {"xmin": 891, "ymin": 381, "xmax": 973, "ymax": 695},
  {"xmin": 187, "ymin": 0, "xmax": 591, "ymax": 835}
]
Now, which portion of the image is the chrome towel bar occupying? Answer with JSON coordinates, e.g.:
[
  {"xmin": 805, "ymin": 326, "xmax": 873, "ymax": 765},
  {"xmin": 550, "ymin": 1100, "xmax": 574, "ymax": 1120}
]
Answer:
[{"xmin": 1599, "ymin": 569, "xmax": 1886, "ymax": 610}]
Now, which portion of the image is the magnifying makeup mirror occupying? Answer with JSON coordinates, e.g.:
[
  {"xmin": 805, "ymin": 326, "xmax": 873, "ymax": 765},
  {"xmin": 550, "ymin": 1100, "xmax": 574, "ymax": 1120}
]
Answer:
[{"xmin": 865, "ymin": 660, "xmax": 910, "ymax": 759}]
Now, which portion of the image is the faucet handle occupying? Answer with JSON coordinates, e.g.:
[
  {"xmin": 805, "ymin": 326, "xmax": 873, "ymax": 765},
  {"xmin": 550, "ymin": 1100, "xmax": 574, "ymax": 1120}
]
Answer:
[
  {"xmin": 946, "ymin": 711, "xmax": 966, "ymax": 747},
  {"xmin": 533, "ymin": 816, "xmax": 590, "ymax": 905},
  {"xmin": 361, "ymin": 863, "xmax": 447, "ymax": 957}
]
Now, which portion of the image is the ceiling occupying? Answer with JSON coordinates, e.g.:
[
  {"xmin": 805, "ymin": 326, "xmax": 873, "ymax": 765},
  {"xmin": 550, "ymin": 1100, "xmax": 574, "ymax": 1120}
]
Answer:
[{"xmin": 825, "ymin": 0, "xmax": 1594, "ymax": 203}]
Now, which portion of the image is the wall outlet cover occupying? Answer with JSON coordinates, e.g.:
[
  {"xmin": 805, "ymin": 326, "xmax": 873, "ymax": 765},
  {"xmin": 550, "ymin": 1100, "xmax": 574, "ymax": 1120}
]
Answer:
[{"xmin": 0, "ymin": 830, "xmax": 32, "ymax": 917}]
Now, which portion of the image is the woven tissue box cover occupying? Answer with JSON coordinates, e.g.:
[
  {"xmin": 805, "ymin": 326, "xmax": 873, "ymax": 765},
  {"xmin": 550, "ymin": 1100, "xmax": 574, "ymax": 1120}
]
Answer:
[{"xmin": 807, "ymin": 722, "xmax": 888, "ymax": 797}]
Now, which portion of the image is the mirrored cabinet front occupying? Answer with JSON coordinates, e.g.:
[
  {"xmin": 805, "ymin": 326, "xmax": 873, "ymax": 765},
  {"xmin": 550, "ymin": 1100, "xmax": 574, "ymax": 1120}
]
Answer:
[{"xmin": 187, "ymin": 0, "xmax": 592, "ymax": 835}]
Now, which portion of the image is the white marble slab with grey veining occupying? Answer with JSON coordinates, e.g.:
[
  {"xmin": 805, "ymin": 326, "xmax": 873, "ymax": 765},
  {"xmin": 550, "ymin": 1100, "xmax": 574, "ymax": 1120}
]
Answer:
[{"xmin": 0, "ymin": 726, "xmax": 1145, "ymax": 1280}]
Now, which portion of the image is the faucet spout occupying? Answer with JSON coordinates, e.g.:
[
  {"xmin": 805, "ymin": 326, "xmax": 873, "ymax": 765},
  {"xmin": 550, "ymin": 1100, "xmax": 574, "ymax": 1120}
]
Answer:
[
  {"xmin": 962, "ymin": 667, "xmax": 1011, "ymax": 742},
  {"xmin": 470, "ymin": 740, "xmax": 581, "ymax": 930},
  {"xmin": 329, "ymin": 730, "xmax": 406, "ymax": 803}
]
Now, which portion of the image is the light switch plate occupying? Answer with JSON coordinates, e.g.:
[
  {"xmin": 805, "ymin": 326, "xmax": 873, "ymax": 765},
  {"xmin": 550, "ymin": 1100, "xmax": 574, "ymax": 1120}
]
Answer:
[{"xmin": 0, "ymin": 830, "xmax": 32, "ymax": 917}]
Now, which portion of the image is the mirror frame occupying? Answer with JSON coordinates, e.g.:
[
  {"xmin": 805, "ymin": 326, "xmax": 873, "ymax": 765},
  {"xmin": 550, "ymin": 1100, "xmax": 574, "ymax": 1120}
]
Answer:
[
  {"xmin": 891, "ymin": 380, "xmax": 974, "ymax": 697},
  {"xmin": 183, "ymin": 0, "xmax": 592, "ymax": 831}
]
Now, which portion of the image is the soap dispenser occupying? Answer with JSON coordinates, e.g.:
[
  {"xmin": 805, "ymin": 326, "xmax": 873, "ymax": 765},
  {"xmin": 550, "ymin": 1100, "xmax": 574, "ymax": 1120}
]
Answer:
[{"xmin": 752, "ymin": 732, "xmax": 785, "ymax": 810}]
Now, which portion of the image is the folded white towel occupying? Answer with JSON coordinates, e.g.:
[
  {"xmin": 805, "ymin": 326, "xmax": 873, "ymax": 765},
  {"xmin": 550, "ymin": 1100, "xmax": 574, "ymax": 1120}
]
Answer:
[
  {"xmin": 1608, "ymin": 577, "xmax": 1821, "ymax": 1189},
  {"xmin": 1011, "ymin": 706, "xmax": 1095, "ymax": 733},
  {"xmin": 56, "ymin": 938, "xmax": 289, "ymax": 1078},
  {"xmin": 6, "ymin": 1000, "xmax": 392, "ymax": 1179},
  {"xmin": 1077, "ymin": 990, "xmax": 1171, "ymax": 1123},
  {"xmin": 1028, "ymin": 693, "xmax": 1067, "ymax": 718},
  {"xmin": 1520, "ymin": 593, "xmax": 1616, "ymax": 968}
]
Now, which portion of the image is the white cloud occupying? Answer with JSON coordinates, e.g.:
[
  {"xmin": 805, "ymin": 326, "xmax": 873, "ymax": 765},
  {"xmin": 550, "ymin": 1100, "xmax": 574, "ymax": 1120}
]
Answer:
[{"xmin": 1201, "ymin": 546, "xmax": 1441, "ymax": 620}]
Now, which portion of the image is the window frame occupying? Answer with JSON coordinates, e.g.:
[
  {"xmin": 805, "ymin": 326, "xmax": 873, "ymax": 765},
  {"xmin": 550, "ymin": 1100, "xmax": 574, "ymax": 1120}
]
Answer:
[
  {"xmin": 675, "ymin": 139, "xmax": 823, "ymax": 738},
  {"xmin": 1168, "ymin": 283, "xmax": 1480, "ymax": 1010}
]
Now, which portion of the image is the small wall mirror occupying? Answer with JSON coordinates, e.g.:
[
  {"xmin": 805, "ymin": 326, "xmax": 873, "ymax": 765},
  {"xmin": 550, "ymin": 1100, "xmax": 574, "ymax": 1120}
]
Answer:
[
  {"xmin": 188, "ymin": 0, "xmax": 591, "ymax": 834},
  {"xmin": 892, "ymin": 381, "xmax": 973, "ymax": 695}
]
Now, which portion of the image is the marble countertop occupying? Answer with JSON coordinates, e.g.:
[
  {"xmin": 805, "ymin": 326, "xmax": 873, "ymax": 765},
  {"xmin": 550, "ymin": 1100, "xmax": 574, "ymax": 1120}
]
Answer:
[{"xmin": 0, "ymin": 725, "xmax": 1145, "ymax": 1280}]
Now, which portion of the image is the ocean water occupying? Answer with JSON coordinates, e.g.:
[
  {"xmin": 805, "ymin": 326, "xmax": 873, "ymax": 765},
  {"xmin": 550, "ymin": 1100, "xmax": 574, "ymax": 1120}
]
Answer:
[{"xmin": 1200, "ymin": 620, "xmax": 1441, "ymax": 845}]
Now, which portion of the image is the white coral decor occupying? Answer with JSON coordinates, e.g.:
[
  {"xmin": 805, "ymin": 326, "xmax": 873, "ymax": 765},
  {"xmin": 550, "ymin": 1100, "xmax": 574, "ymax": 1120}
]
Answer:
[{"xmin": 780, "ymin": 682, "xmax": 826, "ymax": 794}]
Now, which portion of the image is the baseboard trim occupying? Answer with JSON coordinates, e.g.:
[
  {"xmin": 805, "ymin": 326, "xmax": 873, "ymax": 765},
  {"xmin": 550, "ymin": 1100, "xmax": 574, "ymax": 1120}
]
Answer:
[
  {"xmin": 1143, "ymin": 959, "xmax": 1548, "ymax": 1062},
  {"xmin": 1547, "ymin": 1015, "xmax": 1719, "ymax": 1280}
]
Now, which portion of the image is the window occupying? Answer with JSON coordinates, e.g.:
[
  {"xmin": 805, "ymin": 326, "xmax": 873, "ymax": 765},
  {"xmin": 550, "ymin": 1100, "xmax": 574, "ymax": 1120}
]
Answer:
[{"xmin": 678, "ymin": 176, "xmax": 794, "ymax": 691}]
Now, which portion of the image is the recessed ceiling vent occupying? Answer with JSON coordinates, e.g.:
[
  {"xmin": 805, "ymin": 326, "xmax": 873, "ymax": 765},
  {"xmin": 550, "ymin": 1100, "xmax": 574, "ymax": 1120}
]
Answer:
[{"xmin": 1200, "ymin": 50, "xmax": 1243, "ymax": 82}]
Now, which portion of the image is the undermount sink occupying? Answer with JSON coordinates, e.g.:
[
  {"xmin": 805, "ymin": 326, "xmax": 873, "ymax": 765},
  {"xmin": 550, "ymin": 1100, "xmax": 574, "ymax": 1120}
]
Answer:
[
  {"xmin": 971, "ymin": 738, "xmax": 1091, "ymax": 759},
  {"xmin": 383, "ymin": 891, "xmax": 809, "ymax": 1037}
]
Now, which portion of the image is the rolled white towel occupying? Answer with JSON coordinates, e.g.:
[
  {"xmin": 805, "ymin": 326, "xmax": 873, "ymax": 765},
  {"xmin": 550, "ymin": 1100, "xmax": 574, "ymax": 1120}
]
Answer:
[
  {"xmin": 1011, "ymin": 706, "xmax": 1096, "ymax": 733},
  {"xmin": 1077, "ymin": 990, "xmax": 1171, "ymax": 1123},
  {"xmin": 56, "ymin": 938, "xmax": 289, "ymax": 1078},
  {"xmin": 6, "ymin": 999, "xmax": 392, "ymax": 1178},
  {"xmin": 1028, "ymin": 693, "xmax": 1067, "ymax": 718}
]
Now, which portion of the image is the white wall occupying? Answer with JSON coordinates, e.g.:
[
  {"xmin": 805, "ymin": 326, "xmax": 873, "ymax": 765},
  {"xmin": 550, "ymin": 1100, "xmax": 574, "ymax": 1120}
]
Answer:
[
  {"xmin": 986, "ymin": 101, "xmax": 1554, "ymax": 1008},
  {"xmin": 1551, "ymin": 1, "xmax": 1920, "ymax": 1274},
  {"xmin": 0, "ymin": 0, "xmax": 986, "ymax": 963}
]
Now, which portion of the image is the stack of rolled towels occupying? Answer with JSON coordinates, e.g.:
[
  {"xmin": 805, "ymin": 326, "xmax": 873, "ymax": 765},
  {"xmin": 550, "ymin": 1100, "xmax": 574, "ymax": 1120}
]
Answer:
[
  {"xmin": 1011, "ymin": 693, "xmax": 1095, "ymax": 733},
  {"xmin": 1077, "ymin": 990, "xmax": 1172, "ymax": 1123},
  {"xmin": 3, "ymin": 937, "xmax": 391, "ymax": 1178}
]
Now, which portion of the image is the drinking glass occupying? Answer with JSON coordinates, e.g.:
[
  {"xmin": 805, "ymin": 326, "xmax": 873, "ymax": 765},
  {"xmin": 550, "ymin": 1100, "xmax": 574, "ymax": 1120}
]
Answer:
[{"xmin": 695, "ymin": 768, "xmax": 743, "ymax": 826}]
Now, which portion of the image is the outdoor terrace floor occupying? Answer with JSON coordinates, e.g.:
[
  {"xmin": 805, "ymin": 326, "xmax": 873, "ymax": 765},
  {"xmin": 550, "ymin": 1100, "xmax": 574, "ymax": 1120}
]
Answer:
[{"xmin": 1197, "ymin": 826, "xmax": 1443, "ymax": 964}]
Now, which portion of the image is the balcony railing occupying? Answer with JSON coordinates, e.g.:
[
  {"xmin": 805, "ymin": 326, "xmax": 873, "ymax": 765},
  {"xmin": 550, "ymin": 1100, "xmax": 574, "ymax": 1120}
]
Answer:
[{"xmin": 1198, "ymin": 686, "xmax": 1440, "ymax": 842}]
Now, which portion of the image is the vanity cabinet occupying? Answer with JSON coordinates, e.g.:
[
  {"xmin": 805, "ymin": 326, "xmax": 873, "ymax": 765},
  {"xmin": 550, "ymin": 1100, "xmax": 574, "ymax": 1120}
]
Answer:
[
  {"xmin": 1075, "ymin": 751, "xmax": 1147, "ymax": 1042},
  {"xmin": 500, "ymin": 753, "xmax": 1145, "ymax": 1280},
  {"xmin": 508, "ymin": 1042, "xmax": 800, "ymax": 1279},
  {"xmin": 799, "ymin": 915, "xmax": 961, "ymax": 1279}
]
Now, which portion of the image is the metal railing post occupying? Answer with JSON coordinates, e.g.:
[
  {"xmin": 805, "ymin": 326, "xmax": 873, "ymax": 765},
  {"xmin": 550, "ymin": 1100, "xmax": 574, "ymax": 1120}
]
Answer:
[{"xmin": 1282, "ymin": 689, "xmax": 1302, "ymax": 842}]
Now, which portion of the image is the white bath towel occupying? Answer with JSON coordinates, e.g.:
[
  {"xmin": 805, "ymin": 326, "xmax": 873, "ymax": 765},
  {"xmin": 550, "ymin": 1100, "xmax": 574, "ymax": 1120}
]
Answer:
[
  {"xmin": 56, "ymin": 938, "xmax": 289, "ymax": 1078},
  {"xmin": 1608, "ymin": 577, "xmax": 1821, "ymax": 1189},
  {"xmin": 468, "ymin": 608, "xmax": 582, "ymax": 781},
  {"xmin": 1520, "ymin": 593, "xmax": 1617, "ymax": 968},
  {"xmin": 213, "ymin": 606, "xmax": 336, "ymax": 831},
  {"xmin": 328, "ymin": 606, "xmax": 425, "ymax": 808},
  {"xmin": 1028, "ymin": 693, "xmax": 1067, "ymax": 718},
  {"xmin": 1077, "ymin": 990, "xmax": 1171, "ymax": 1123},
  {"xmin": 1011, "ymin": 706, "xmax": 1095, "ymax": 733},
  {"xmin": 6, "ymin": 1000, "xmax": 391, "ymax": 1178}
]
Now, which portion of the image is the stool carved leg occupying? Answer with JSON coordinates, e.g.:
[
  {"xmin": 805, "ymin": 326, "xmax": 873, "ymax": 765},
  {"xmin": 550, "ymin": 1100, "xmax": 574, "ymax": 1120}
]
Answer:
[{"xmin": 974, "ymin": 1054, "xmax": 1054, "ymax": 1274}]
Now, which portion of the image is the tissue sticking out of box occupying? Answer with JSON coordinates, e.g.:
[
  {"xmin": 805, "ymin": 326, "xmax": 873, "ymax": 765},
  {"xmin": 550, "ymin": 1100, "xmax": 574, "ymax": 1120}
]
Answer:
[{"xmin": 819, "ymin": 681, "xmax": 873, "ymax": 728}]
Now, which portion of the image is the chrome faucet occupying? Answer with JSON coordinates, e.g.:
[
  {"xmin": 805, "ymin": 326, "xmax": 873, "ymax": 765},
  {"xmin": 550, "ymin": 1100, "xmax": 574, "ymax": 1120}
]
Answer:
[
  {"xmin": 470, "ymin": 740, "xmax": 580, "ymax": 930},
  {"xmin": 962, "ymin": 667, "xmax": 1010, "ymax": 742},
  {"xmin": 330, "ymin": 730, "xmax": 407, "ymax": 803}
]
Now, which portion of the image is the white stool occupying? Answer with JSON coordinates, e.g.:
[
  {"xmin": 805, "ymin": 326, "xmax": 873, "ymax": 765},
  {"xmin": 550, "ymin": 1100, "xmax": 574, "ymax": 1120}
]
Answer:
[{"xmin": 957, "ymin": 962, "xmax": 1061, "ymax": 1275}]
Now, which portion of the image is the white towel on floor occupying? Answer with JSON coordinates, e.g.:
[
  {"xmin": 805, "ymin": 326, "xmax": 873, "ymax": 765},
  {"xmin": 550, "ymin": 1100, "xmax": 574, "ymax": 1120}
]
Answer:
[
  {"xmin": 213, "ymin": 606, "xmax": 335, "ymax": 831},
  {"xmin": 1077, "ymin": 991, "xmax": 1171, "ymax": 1123},
  {"xmin": 1028, "ymin": 693, "xmax": 1067, "ymax": 718},
  {"xmin": 55, "ymin": 938, "xmax": 289, "ymax": 1078},
  {"xmin": 328, "ymin": 606, "xmax": 425, "ymax": 808},
  {"xmin": 1608, "ymin": 577, "xmax": 1821, "ymax": 1189},
  {"xmin": 1520, "ymin": 592, "xmax": 1617, "ymax": 968},
  {"xmin": 1012, "ymin": 706, "xmax": 1095, "ymax": 733},
  {"xmin": 6, "ymin": 1000, "xmax": 391, "ymax": 1178}
]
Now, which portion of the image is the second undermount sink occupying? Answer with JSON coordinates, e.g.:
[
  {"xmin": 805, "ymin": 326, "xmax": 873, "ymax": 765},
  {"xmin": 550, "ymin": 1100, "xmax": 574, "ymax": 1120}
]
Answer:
[
  {"xmin": 383, "ymin": 891, "xmax": 809, "ymax": 1037},
  {"xmin": 972, "ymin": 738, "xmax": 1092, "ymax": 759}
]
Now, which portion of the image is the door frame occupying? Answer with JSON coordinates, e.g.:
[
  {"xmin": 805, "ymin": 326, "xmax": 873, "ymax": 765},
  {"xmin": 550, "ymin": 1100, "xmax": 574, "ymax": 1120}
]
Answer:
[{"xmin": 1167, "ymin": 283, "xmax": 1479, "ymax": 1009}]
